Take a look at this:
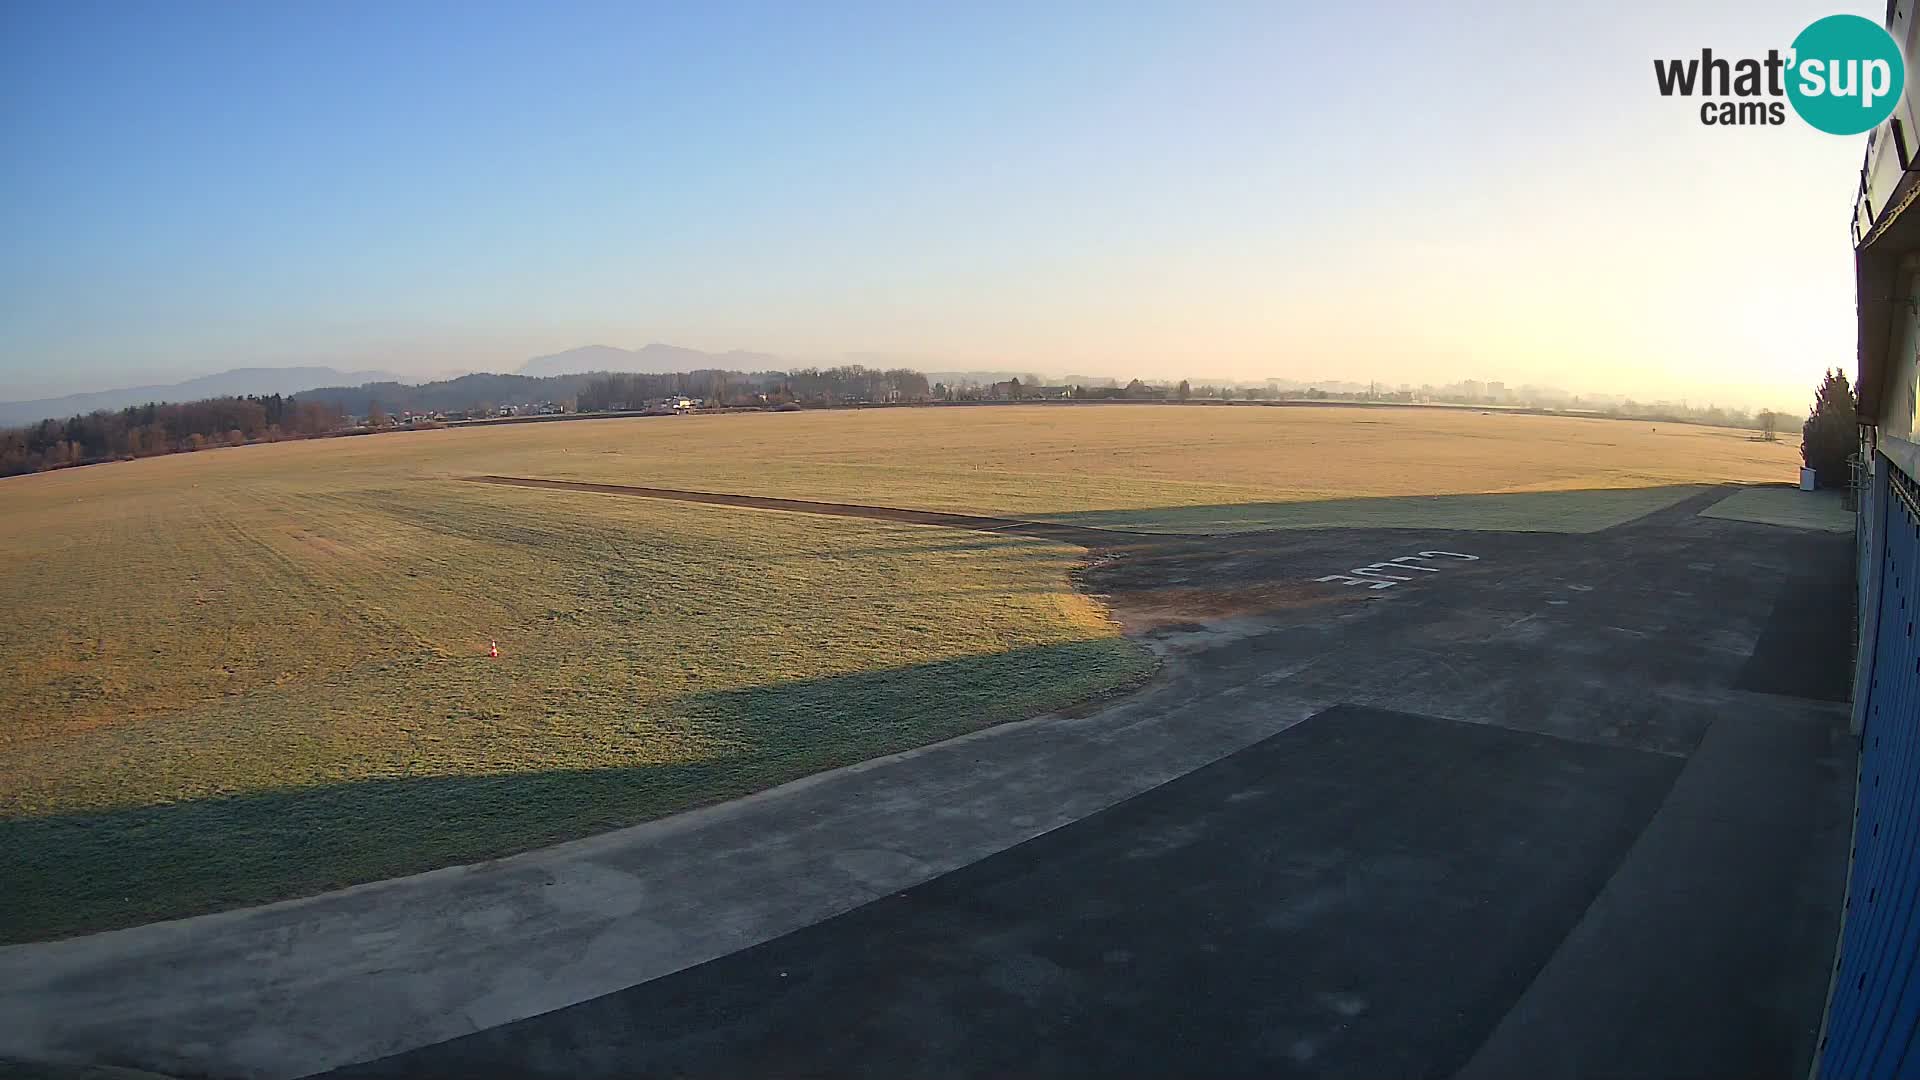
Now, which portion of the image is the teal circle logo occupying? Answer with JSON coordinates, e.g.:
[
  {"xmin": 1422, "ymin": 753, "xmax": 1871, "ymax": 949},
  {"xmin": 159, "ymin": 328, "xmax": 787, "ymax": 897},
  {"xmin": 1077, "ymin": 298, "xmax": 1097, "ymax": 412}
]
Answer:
[{"xmin": 1787, "ymin": 14, "xmax": 1906, "ymax": 134}]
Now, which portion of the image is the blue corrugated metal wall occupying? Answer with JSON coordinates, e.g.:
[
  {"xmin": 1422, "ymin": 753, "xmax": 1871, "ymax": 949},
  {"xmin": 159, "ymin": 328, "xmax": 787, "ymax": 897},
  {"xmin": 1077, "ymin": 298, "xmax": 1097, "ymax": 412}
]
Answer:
[{"xmin": 1819, "ymin": 458, "xmax": 1920, "ymax": 1079}]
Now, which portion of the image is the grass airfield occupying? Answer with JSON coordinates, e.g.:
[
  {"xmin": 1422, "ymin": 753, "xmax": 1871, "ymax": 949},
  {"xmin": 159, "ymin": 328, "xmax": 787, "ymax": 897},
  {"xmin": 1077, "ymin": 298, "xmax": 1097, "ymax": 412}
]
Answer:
[
  {"xmin": 0, "ymin": 404, "xmax": 1799, "ymax": 941},
  {"xmin": 0, "ymin": 441, "xmax": 1145, "ymax": 941},
  {"xmin": 410, "ymin": 404, "xmax": 1796, "ymax": 531}
]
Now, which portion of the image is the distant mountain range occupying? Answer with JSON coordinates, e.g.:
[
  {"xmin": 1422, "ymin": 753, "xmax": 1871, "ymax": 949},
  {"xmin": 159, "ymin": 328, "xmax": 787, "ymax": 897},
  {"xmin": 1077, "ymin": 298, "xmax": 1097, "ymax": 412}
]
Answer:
[
  {"xmin": 5, "ymin": 345, "xmax": 1576, "ymax": 428},
  {"xmin": 0, "ymin": 345, "xmax": 835, "ymax": 427},
  {"xmin": 0, "ymin": 345, "xmax": 777, "ymax": 427},
  {"xmin": 0, "ymin": 348, "xmax": 1784, "ymax": 430},
  {"xmin": 0, "ymin": 366, "xmax": 405, "ymax": 427},
  {"xmin": 0, "ymin": 350, "xmax": 1054, "ymax": 427}
]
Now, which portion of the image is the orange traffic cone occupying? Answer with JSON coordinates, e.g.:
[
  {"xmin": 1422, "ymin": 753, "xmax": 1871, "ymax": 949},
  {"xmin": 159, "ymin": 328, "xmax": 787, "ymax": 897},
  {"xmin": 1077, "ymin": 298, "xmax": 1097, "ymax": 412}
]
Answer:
[{"xmin": 488, "ymin": 639, "xmax": 499, "ymax": 658}]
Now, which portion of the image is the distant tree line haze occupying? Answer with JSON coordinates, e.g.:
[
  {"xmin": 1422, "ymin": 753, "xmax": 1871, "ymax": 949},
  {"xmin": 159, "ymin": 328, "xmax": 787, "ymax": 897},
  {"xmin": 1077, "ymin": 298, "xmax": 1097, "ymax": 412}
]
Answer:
[
  {"xmin": 0, "ymin": 360, "xmax": 1822, "ymax": 479},
  {"xmin": 0, "ymin": 395, "xmax": 343, "ymax": 476},
  {"xmin": 576, "ymin": 366, "xmax": 932, "ymax": 411},
  {"xmin": 0, "ymin": 366, "xmax": 940, "ymax": 477}
]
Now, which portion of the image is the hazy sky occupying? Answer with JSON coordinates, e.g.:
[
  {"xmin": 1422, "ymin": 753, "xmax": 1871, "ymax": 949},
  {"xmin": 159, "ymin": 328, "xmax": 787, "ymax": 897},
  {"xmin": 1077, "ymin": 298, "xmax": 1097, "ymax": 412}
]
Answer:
[{"xmin": 0, "ymin": 0, "xmax": 1880, "ymax": 409}]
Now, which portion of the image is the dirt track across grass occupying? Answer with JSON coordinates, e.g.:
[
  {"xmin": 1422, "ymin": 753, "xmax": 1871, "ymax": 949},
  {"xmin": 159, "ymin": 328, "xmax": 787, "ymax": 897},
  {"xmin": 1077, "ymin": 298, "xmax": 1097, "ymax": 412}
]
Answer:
[{"xmin": 463, "ymin": 474, "xmax": 1129, "ymax": 543}]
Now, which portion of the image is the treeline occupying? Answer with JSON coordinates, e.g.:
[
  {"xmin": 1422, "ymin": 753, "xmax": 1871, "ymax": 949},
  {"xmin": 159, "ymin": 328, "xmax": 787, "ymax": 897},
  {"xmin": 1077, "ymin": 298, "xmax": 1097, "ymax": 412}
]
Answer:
[
  {"xmin": 780, "ymin": 366, "xmax": 930, "ymax": 404},
  {"xmin": 296, "ymin": 372, "xmax": 600, "ymax": 417},
  {"xmin": 1595, "ymin": 400, "xmax": 1784, "ymax": 432},
  {"xmin": 295, "ymin": 365, "xmax": 936, "ymax": 417},
  {"xmin": 578, "ymin": 365, "xmax": 932, "ymax": 410},
  {"xmin": 0, "ymin": 394, "xmax": 343, "ymax": 477},
  {"xmin": 578, "ymin": 370, "xmax": 749, "ymax": 410}
]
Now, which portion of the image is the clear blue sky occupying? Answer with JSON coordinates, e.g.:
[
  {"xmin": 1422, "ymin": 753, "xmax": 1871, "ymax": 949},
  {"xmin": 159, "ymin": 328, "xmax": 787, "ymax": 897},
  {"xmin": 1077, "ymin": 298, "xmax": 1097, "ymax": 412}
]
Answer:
[{"xmin": 0, "ymin": 0, "xmax": 1879, "ymax": 408}]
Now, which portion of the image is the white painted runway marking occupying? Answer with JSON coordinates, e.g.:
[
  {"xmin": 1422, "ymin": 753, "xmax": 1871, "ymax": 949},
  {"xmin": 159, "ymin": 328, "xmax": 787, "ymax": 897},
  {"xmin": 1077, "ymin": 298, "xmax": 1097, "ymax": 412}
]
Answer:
[{"xmin": 1316, "ymin": 551, "xmax": 1479, "ymax": 590}]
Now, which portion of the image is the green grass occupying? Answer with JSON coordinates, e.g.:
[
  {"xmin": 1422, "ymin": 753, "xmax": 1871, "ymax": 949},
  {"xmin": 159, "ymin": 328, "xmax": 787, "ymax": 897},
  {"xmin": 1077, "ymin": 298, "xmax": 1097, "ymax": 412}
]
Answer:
[{"xmin": 0, "ymin": 459, "xmax": 1149, "ymax": 942}]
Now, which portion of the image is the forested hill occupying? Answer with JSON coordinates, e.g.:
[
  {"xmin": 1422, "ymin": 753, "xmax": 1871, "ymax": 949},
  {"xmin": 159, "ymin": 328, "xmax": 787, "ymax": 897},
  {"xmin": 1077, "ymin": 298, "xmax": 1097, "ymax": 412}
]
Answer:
[
  {"xmin": 1, "ymin": 365, "xmax": 937, "ymax": 476},
  {"xmin": 293, "ymin": 372, "xmax": 600, "ymax": 416},
  {"xmin": 296, "ymin": 365, "xmax": 934, "ymax": 414}
]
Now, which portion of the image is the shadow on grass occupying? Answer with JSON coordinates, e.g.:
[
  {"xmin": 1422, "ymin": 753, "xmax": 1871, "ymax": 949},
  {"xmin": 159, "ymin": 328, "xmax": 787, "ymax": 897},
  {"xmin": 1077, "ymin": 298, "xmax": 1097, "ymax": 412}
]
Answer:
[
  {"xmin": 1029, "ymin": 484, "xmax": 1730, "ymax": 535},
  {"xmin": 0, "ymin": 639, "xmax": 1152, "ymax": 945},
  {"xmin": 465, "ymin": 473, "xmax": 1757, "ymax": 543}
]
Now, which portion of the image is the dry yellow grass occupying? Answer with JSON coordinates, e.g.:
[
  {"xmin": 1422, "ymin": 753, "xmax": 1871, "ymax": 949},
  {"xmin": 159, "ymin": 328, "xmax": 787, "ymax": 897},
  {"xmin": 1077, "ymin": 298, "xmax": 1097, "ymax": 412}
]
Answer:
[
  {"xmin": 184, "ymin": 403, "xmax": 1795, "ymax": 532},
  {"xmin": 0, "ymin": 441, "xmax": 1148, "ymax": 941},
  {"xmin": 0, "ymin": 403, "xmax": 1795, "ymax": 940}
]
